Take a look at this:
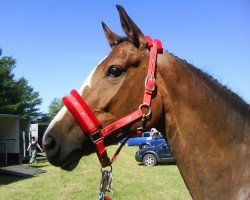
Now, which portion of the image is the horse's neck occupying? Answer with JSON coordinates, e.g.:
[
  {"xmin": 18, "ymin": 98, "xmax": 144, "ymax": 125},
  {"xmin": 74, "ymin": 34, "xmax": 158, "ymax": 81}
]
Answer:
[{"xmin": 158, "ymin": 52, "xmax": 250, "ymax": 200}]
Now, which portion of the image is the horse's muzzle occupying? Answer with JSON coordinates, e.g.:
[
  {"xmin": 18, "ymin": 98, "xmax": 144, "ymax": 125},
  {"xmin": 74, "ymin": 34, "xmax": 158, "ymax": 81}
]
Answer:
[
  {"xmin": 42, "ymin": 131, "xmax": 62, "ymax": 165},
  {"xmin": 43, "ymin": 129, "xmax": 95, "ymax": 171}
]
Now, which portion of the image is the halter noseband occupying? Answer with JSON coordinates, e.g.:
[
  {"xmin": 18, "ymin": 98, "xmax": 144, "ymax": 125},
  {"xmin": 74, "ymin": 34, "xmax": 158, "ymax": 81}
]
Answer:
[{"xmin": 62, "ymin": 36, "xmax": 163, "ymax": 168}]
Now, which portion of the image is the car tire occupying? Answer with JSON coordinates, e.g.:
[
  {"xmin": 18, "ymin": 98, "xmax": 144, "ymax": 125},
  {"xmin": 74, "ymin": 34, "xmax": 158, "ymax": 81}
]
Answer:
[
  {"xmin": 143, "ymin": 154, "xmax": 157, "ymax": 166},
  {"xmin": 141, "ymin": 144, "xmax": 149, "ymax": 149}
]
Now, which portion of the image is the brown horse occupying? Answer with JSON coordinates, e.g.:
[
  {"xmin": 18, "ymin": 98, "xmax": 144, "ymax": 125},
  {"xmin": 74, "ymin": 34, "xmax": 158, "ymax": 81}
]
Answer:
[{"xmin": 43, "ymin": 5, "xmax": 250, "ymax": 200}]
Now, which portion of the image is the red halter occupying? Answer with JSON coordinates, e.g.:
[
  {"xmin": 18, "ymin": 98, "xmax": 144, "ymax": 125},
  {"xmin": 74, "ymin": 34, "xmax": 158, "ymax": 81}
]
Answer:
[{"xmin": 62, "ymin": 36, "xmax": 163, "ymax": 168}]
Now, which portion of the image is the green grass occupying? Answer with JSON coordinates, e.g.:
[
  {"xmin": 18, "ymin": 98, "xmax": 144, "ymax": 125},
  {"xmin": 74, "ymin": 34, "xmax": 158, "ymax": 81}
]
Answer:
[{"xmin": 0, "ymin": 146, "xmax": 191, "ymax": 200}]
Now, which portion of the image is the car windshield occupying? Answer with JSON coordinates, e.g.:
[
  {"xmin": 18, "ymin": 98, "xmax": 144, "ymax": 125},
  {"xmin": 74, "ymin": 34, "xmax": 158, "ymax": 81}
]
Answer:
[
  {"xmin": 143, "ymin": 132, "xmax": 150, "ymax": 137},
  {"xmin": 152, "ymin": 134, "xmax": 163, "ymax": 139}
]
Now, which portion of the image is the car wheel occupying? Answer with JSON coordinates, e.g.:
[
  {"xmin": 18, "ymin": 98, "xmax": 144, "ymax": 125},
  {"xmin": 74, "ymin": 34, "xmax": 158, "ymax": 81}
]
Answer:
[
  {"xmin": 141, "ymin": 144, "xmax": 149, "ymax": 149},
  {"xmin": 143, "ymin": 154, "xmax": 157, "ymax": 166}
]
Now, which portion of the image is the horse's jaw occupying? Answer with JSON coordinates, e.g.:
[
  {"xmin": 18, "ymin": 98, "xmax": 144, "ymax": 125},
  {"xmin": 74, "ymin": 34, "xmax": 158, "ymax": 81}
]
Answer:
[
  {"xmin": 56, "ymin": 149, "xmax": 82, "ymax": 171},
  {"xmin": 45, "ymin": 143, "xmax": 96, "ymax": 171},
  {"xmin": 44, "ymin": 144, "xmax": 82, "ymax": 171},
  {"xmin": 58, "ymin": 145, "xmax": 96, "ymax": 171}
]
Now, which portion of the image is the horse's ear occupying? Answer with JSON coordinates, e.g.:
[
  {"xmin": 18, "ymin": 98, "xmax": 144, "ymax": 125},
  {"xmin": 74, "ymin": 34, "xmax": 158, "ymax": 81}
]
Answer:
[
  {"xmin": 116, "ymin": 5, "xmax": 147, "ymax": 49},
  {"xmin": 102, "ymin": 22, "xmax": 122, "ymax": 48}
]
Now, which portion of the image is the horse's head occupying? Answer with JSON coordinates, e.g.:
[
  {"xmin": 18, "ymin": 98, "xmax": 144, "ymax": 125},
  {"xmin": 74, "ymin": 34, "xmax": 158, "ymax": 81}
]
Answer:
[{"xmin": 43, "ymin": 5, "xmax": 164, "ymax": 170}]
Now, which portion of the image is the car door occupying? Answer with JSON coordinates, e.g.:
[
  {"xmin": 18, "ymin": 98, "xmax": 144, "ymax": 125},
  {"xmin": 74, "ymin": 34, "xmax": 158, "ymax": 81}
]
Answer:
[{"xmin": 157, "ymin": 143, "xmax": 174, "ymax": 161}]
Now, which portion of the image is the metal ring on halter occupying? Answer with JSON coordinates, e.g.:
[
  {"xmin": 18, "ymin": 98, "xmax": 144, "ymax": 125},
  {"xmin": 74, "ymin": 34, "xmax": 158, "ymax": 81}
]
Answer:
[
  {"xmin": 101, "ymin": 165, "xmax": 113, "ymax": 173},
  {"xmin": 139, "ymin": 103, "xmax": 152, "ymax": 118}
]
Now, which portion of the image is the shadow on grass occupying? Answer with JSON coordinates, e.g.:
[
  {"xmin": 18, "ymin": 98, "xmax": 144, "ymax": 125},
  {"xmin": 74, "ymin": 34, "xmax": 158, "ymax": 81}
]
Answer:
[
  {"xmin": 0, "ymin": 174, "xmax": 34, "ymax": 185},
  {"xmin": 0, "ymin": 157, "xmax": 48, "ymax": 185}
]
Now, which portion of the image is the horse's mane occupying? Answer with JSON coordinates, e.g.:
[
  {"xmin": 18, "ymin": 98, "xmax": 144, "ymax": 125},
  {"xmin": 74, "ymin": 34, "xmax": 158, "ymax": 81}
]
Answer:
[{"xmin": 174, "ymin": 54, "xmax": 250, "ymax": 116}]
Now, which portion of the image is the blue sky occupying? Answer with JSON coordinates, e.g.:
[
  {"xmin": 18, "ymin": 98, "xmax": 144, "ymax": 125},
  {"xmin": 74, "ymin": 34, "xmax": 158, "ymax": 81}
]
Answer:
[{"xmin": 1, "ymin": 0, "xmax": 249, "ymax": 113}]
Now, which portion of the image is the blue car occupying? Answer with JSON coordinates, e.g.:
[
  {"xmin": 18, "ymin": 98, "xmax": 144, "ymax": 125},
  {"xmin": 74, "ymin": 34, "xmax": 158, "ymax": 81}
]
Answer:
[
  {"xmin": 138, "ymin": 135, "xmax": 165, "ymax": 149},
  {"xmin": 118, "ymin": 131, "xmax": 151, "ymax": 146},
  {"xmin": 135, "ymin": 142, "xmax": 175, "ymax": 166}
]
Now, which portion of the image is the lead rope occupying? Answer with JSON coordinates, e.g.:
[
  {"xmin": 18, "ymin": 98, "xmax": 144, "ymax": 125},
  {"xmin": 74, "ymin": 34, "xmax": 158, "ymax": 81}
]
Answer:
[
  {"xmin": 97, "ymin": 136, "xmax": 130, "ymax": 200},
  {"xmin": 98, "ymin": 167, "xmax": 113, "ymax": 200}
]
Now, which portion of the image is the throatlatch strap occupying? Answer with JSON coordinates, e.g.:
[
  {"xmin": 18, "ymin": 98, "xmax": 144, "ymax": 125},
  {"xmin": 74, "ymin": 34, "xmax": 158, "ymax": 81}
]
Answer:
[{"xmin": 101, "ymin": 110, "xmax": 143, "ymax": 137}]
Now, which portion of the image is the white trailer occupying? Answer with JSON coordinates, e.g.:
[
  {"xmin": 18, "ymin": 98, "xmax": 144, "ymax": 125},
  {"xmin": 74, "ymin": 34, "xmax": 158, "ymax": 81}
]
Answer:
[{"xmin": 0, "ymin": 114, "xmax": 20, "ymax": 166}]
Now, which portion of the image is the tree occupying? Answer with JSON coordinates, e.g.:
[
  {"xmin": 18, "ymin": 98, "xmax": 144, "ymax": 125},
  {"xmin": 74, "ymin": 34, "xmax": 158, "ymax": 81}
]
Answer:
[
  {"xmin": 47, "ymin": 98, "xmax": 63, "ymax": 120},
  {"xmin": 15, "ymin": 77, "xmax": 42, "ymax": 120},
  {"xmin": 38, "ymin": 113, "xmax": 51, "ymax": 123},
  {"xmin": 0, "ymin": 50, "xmax": 42, "ymax": 121},
  {"xmin": 37, "ymin": 98, "xmax": 63, "ymax": 123},
  {"xmin": 0, "ymin": 56, "xmax": 19, "ymax": 113}
]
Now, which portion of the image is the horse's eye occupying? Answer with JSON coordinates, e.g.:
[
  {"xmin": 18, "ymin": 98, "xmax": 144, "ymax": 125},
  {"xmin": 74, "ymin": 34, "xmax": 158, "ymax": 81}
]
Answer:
[{"xmin": 106, "ymin": 66, "xmax": 124, "ymax": 77}]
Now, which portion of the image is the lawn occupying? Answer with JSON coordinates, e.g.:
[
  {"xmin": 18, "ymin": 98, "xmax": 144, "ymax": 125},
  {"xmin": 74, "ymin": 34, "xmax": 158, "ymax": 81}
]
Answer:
[{"xmin": 0, "ymin": 146, "xmax": 192, "ymax": 200}]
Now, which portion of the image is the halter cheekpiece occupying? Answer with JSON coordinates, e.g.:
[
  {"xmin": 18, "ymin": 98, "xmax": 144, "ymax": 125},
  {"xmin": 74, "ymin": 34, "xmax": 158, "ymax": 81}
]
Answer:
[{"xmin": 62, "ymin": 36, "xmax": 162, "ymax": 199}]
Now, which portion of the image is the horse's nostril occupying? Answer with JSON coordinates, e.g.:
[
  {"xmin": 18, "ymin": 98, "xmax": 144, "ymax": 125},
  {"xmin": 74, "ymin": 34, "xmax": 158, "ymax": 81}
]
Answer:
[
  {"xmin": 43, "ymin": 133, "xmax": 62, "ymax": 166},
  {"xmin": 43, "ymin": 134, "xmax": 56, "ymax": 151}
]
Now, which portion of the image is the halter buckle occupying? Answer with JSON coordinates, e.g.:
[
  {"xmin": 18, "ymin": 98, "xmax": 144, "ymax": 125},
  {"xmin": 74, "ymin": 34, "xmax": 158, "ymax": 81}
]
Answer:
[
  {"xmin": 145, "ymin": 75, "xmax": 155, "ymax": 92},
  {"xmin": 90, "ymin": 130, "xmax": 104, "ymax": 143}
]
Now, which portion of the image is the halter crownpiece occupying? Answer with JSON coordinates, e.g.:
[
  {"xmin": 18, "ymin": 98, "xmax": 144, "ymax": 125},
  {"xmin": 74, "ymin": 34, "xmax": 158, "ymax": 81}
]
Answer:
[{"xmin": 62, "ymin": 36, "xmax": 163, "ymax": 168}]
